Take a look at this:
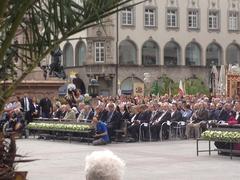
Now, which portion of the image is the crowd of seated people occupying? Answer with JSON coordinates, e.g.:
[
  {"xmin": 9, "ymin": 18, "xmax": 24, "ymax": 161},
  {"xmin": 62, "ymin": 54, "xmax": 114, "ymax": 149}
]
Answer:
[{"xmin": 2, "ymin": 91, "xmax": 240, "ymax": 144}]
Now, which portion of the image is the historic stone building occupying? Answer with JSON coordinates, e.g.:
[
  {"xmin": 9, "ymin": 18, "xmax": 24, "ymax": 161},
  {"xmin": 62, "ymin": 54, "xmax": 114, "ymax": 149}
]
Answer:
[{"xmin": 61, "ymin": 0, "xmax": 240, "ymax": 96}]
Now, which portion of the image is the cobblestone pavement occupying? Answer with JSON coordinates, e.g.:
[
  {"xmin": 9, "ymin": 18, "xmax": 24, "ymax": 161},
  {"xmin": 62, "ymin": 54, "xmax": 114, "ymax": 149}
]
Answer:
[{"xmin": 16, "ymin": 139, "xmax": 240, "ymax": 180}]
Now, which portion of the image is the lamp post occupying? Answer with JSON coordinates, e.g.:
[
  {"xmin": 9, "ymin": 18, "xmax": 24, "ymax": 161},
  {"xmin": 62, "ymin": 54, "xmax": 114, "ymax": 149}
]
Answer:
[
  {"xmin": 88, "ymin": 78, "xmax": 99, "ymax": 98},
  {"xmin": 144, "ymin": 73, "xmax": 152, "ymax": 97}
]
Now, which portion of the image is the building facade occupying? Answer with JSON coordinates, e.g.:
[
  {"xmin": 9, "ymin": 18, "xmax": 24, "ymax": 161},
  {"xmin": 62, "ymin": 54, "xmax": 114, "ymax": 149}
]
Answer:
[{"xmin": 61, "ymin": 0, "xmax": 240, "ymax": 96}]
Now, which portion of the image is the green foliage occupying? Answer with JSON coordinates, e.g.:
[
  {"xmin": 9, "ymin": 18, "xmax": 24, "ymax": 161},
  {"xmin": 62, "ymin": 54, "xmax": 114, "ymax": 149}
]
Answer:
[
  {"xmin": 151, "ymin": 75, "xmax": 210, "ymax": 96},
  {"xmin": 185, "ymin": 78, "xmax": 209, "ymax": 95},
  {"xmin": 151, "ymin": 75, "xmax": 174, "ymax": 96},
  {"xmin": 151, "ymin": 81, "xmax": 160, "ymax": 96},
  {"xmin": 28, "ymin": 122, "xmax": 91, "ymax": 132},
  {"xmin": 202, "ymin": 130, "xmax": 240, "ymax": 142}
]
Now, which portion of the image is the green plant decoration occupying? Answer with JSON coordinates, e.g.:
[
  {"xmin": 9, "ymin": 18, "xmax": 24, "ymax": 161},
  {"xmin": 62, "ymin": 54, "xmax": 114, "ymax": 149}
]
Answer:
[{"xmin": 185, "ymin": 77, "xmax": 209, "ymax": 95}]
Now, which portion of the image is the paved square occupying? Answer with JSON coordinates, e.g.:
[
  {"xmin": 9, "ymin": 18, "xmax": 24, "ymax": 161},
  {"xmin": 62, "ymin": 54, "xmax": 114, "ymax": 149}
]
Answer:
[{"xmin": 16, "ymin": 139, "xmax": 240, "ymax": 180}]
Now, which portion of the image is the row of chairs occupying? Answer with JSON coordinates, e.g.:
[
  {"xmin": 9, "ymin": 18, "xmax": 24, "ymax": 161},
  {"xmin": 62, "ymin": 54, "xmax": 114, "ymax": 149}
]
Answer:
[
  {"xmin": 114, "ymin": 119, "xmax": 187, "ymax": 142},
  {"xmin": 138, "ymin": 121, "xmax": 187, "ymax": 142}
]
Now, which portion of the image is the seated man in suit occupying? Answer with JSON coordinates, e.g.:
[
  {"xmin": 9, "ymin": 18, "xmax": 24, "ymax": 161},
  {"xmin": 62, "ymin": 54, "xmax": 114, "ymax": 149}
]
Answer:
[
  {"xmin": 97, "ymin": 103, "xmax": 108, "ymax": 122},
  {"xmin": 150, "ymin": 102, "xmax": 171, "ymax": 140},
  {"xmin": 218, "ymin": 103, "xmax": 235, "ymax": 122},
  {"xmin": 185, "ymin": 102, "xmax": 208, "ymax": 139},
  {"xmin": 83, "ymin": 105, "xmax": 94, "ymax": 122},
  {"xmin": 63, "ymin": 104, "xmax": 76, "ymax": 120},
  {"xmin": 168, "ymin": 103, "xmax": 182, "ymax": 138},
  {"xmin": 140, "ymin": 103, "xmax": 161, "ymax": 140},
  {"xmin": 127, "ymin": 104, "xmax": 150, "ymax": 141},
  {"xmin": 77, "ymin": 105, "xmax": 94, "ymax": 122},
  {"xmin": 106, "ymin": 103, "xmax": 122, "ymax": 140}
]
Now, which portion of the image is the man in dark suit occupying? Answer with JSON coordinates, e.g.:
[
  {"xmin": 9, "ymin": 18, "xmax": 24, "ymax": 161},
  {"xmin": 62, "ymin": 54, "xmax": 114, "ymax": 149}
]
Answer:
[
  {"xmin": 168, "ymin": 103, "xmax": 182, "ymax": 138},
  {"xmin": 170, "ymin": 103, "xmax": 182, "ymax": 122},
  {"xmin": 150, "ymin": 102, "xmax": 171, "ymax": 140},
  {"xmin": 106, "ymin": 103, "xmax": 122, "ymax": 140},
  {"xmin": 84, "ymin": 105, "xmax": 94, "ymax": 122},
  {"xmin": 20, "ymin": 93, "xmax": 34, "ymax": 123},
  {"xmin": 97, "ymin": 104, "xmax": 108, "ymax": 122},
  {"xmin": 129, "ymin": 104, "xmax": 151, "ymax": 141},
  {"xmin": 218, "ymin": 103, "xmax": 235, "ymax": 122},
  {"xmin": 140, "ymin": 103, "xmax": 161, "ymax": 140},
  {"xmin": 39, "ymin": 96, "xmax": 53, "ymax": 118}
]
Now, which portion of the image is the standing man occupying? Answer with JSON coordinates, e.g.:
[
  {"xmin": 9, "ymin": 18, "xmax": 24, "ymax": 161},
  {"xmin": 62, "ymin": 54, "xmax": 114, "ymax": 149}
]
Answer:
[
  {"xmin": 20, "ymin": 93, "xmax": 34, "ymax": 123},
  {"xmin": 39, "ymin": 96, "xmax": 53, "ymax": 118},
  {"xmin": 20, "ymin": 93, "xmax": 34, "ymax": 138}
]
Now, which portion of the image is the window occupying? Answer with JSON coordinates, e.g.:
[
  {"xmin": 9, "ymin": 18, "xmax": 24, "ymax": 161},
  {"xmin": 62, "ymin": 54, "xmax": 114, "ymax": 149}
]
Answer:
[
  {"xmin": 206, "ymin": 43, "xmax": 221, "ymax": 66},
  {"xmin": 95, "ymin": 42, "xmax": 104, "ymax": 62},
  {"xmin": 185, "ymin": 42, "xmax": 201, "ymax": 66},
  {"xmin": 229, "ymin": 11, "xmax": 239, "ymax": 31},
  {"xmin": 122, "ymin": 7, "xmax": 134, "ymax": 26},
  {"xmin": 167, "ymin": 9, "xmax": 178, "ymax": 28},
  {"xmin": 144, "ymin": 8, "xmax": 156, "ymax": 27},
  {"xmin": 188, "ymin": 10, "xmax": 199, "ymax": 29},
  {"xmin": 63, "ymin": 43, "xmax": 74, "ymax": 67},
  {"xmin": 226, "ymin": 44, "xmax": 240, "ymax": 65},
  {"xmin": 142, "ymin": 40, "xmax": 159, "ymax": 65},
  {"xmin": 208, "ymin": 11, "xmax": 219, "ymax": 30},
  {"xmin": 119, "ymin": 40, "xmax": 137, "ymax": 65},
  {"xmin": 75, "ymin": 41, "xmax": 86, "ymax": 66},
  {"xmin": 164, "ymin": 41, "xmax": 180, "ymax": 66}
]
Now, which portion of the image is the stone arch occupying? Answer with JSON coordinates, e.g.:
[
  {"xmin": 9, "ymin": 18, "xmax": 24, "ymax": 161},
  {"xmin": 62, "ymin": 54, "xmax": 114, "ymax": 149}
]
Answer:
[
  {"xmin": 75, "ymin": 41, "xmax": 86, "ymax": 66},
  {"xmin": 226, "ymin": 43, "xmax": 240, "ymax": 65},
  {"xmin": 164, "ymin": 41, "xmax": 181, "ymax": 66},
  {"xmin": 63, "ymin": 42, "xmax": 74, "ymax": 67},
  {"xmin": 119, "ymin": 39, "xmax": 138, "ymax": 65},
  {"xmin": 206, "ymin": 42, "xmax": 222, "ymax": 66},
  {"xmin": 120, "ymin": 77, "xmax": 143, "ymax": 95},
  {"xmin": 142, "ymin": 39, "xmax": 160, "ymax": 65},
  {"xmin": 185, "ymin": 41, "xmax": 202, "ymax": 66}
]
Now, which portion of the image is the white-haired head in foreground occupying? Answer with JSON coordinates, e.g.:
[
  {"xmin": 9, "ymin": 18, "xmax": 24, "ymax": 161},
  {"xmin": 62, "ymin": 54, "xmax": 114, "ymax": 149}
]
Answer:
[{"xmin": 85, "ymin": 150, "xmax": 125, "ymax": 180}]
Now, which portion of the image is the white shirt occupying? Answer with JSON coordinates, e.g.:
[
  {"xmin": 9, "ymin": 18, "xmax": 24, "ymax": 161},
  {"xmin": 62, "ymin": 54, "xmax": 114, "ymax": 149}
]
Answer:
[{"xmin": 236, "ymin": 112, "xmax": 240, "ymax": 120}]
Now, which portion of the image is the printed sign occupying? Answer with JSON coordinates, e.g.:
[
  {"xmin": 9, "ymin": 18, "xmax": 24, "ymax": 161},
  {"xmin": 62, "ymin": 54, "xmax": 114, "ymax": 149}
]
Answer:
[{"xmin": 133, "ymin": 83, "xmax": 144, "ymax": 96}]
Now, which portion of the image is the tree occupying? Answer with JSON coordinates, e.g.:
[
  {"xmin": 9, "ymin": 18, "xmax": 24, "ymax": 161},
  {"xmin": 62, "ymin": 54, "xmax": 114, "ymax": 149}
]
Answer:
[
  {"xmin": 185, "ymin": 77, "xmax": 209, "ymax": 95},
  {"xmin": 151, "ymin": 75, "xmax": 175, "ymax": 96},
  {"xmin": 0, "ymin": 0, "xmax": 146, "ymax": 113}
]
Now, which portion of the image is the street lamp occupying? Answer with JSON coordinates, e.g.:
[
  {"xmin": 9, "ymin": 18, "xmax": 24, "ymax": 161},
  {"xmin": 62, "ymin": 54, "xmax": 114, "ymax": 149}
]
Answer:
[{"xmin": 88, "ymin": 78, "xmax": 99, "ymax": 98}]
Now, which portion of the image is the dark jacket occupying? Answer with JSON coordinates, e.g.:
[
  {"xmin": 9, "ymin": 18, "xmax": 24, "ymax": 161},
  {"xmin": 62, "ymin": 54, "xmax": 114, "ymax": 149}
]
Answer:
[
  {"xmin": 219, "ymin": 109, "xmax": 235, "ymax": 122},
  {"xmin": 157, "ymin": 111, "xmax": 171, "ymax": 124},
  {"xmin": 107, "ymin": 111, "xmax": 122, "ymax": 129},
  {"xmin": 138, "ymin": 110, "xmax": 152, "ymax": 123},
  {"xmin": 170, "ymin": 110, "xmax": 182, "ymax": 122},
  {"xmin": 150, "ymin": 111, "xmax": 163, "ymax": 123},
  {"xmin": 98, "ymin": 109, "xmax": 108, "ymax": 122},
  {"xmin": 20, "ymin": 97, "xmax": 34, "ymax": 113},
  {"xmin": 39, "ymin": 98, "xmax": 53, "ymax": 113}
]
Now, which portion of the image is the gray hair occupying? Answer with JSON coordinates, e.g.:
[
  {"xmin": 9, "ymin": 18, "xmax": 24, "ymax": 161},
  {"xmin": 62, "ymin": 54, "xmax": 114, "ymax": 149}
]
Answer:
[{"xmin": 85, "ymin": 150, "xmax": 125, "ymax": 180}]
